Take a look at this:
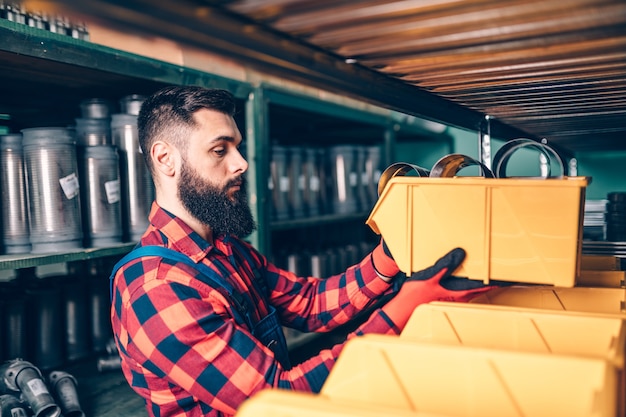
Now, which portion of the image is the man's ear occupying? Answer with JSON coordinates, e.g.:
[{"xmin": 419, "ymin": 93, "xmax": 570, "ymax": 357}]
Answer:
[{"xmin": 152, "ymin": 140, "xmax": 176, "ymax": 176}]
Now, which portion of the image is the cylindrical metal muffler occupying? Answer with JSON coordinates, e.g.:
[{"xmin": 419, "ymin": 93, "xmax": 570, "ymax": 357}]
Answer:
[
  {"xmin": 0, "ymin": 393, "xmax": 30, "ymax": 417},
  {"xmin": 27, "ymin": 282, "xmax": 64, "ymax": 371},
  {"xmin": 87, "ymin": 260, "xmax": 114, "ymax": 353},
  {"xmin": 269, "ymin": 145, "xmax": 290, "ymax": 221},
  {"xmin": 61, "ymin": 276, "xmax": 90, "ymax": 362},
  {"xmin": 1, "ymin": 284, "xmax": 28, "ymax": 361},
  {"xmin": 79, "ymin": 98, "xmax": 112, "ymax": 120},
  {"xmin": 0, "ymin": 133, "xmax": 30, "ymax": 254},
  {"xmin": 111, "ymin": 114, "xmax": 154, "ymax": 242},
  {"xmin": 22, "ymin": 127, "xmax": 83, "ymax": 253},
  {"xmin": 77, "ymin": 145, "xmax": 123, "ymax": 247},
  {"xmin": 119, "ymin": 94, "xmax": 145, "ymax": 116},
  {"xmin": 74, "ymin": 117, "xmax": 111, "ymax": 147},
  {"xmin": 302, "ymin": 148, "xmax": 322, "ymax": 217},
  {"xmin": 0, "ymin": 359, "xmax": 61, "ymax": 417},
  {"xmin": 328, "ymin": 145, "xmax": 359, "ymax": 215},
  {"xmin": 47, "ymin": 371, "xmax": 85, "ymax": 417}
]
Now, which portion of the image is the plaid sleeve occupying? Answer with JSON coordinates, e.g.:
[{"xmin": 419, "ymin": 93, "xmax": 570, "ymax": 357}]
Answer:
[{"xmin": 264, "ymin": 250, "xmax": 396, "ymax": 333}]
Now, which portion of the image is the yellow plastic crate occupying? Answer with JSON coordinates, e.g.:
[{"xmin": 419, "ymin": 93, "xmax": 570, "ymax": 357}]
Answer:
[
  {"xmin": 401, "ymin": 302, "xmax": 626, "ymax": 368},
  {"xmin": 581, "ymin": 254, "xmax": 625, "ymax": 271},
  {"xmin": 470, "ymin": 285, "xmax": 626, "ymax": 315},
  {"xmin": 322, "ymin": 334, "xmax": 616, "ymax": 417},
  {"xmin": 366, "ymin": 176, "xmax": 588, "ymax": 287},
  {"xmin": 236, "ymin": 390, "xmax": 444, "ymax": 417},
  {"xmin": 578, "ymin": 270, "xmax": 626, "ymax": 288},
  {"xmin": 402, "ymin": 302, "xmax": 626, "ymax": 417}
]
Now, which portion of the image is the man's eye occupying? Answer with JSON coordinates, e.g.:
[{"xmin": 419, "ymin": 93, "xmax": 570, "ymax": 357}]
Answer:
[{"xmin": 214, "ymin": 148, "xmax": 226, "ymax": 156}]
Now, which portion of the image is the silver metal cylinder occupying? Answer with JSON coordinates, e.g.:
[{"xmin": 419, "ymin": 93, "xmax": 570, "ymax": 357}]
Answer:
[
  {"xmin": 111, "ymin": 114, "xmax": 154, "ymax": 242},
  {"xmin": 79, "ymin": 98, "xmax": 111, "ymax": 119},
  {"xmin": 78, "ymin": 145, "xmax": 123, "ymax": 247},
  {"xmin": 365, "ymin": 145, "xmax": 382, "ymax": 207},
  {"xmin": 47, "ymin": 371, "xmax": 85, "ymax": 417},
  {"xmin": 302, "ymin": 148, "xmax": 322, "ymax": 217},
  {"xmin": 96, "ymin": 355, "xmax": 121, "ymax": 372},
  {"xmin": 22, "ymin": 127, "xmax": 83, "ymax": 253},
  {"xmin": 74, "ymin": 118, "xmax": 111, "ymax": 146},
  {"xmin": 287, "ymin": 146, "xmax": 305, "ymax": 219},
  {"xmin": 269, "ymin": 145, "xmax": 290, "ymax": 221},
  {"xmin": 328, "ymin": 145, "xmax": 359, "ymax": 214},
  {"xmin": 119, "ymin": 94, "xmax": 145, "ymax": 116},
  {"xmin": 0, "ymin": 133, "xmax": 31, "ymax": 254}
]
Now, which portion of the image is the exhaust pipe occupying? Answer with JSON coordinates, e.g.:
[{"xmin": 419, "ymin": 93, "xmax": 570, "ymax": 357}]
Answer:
[
  {"xmin": 0, "ymin": 393, "xmax": 30, "ymax": 417},
  {"xmin": 48, "ymin": 371, "xmax": 85, "ymax": 417},
  {"xmin": 0, "ymin": 359, "xmax": 61, "ymax": 417}
]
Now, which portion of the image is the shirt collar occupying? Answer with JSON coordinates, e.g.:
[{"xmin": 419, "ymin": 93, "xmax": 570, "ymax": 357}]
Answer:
[{"xmin": 147, "ymin": 202, "xmax": 232, "ymax": 262}]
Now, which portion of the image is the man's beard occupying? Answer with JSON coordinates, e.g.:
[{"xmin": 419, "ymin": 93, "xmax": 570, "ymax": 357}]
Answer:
[{"xmin": 178, "ymin": 164, "xmax": 257, "ymax": 238}]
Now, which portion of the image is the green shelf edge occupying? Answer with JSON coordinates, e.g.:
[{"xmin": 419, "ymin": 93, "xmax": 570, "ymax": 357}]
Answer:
[{"xmin": 0, "ymin": 242, "xmax": 136, "ymax": 270}]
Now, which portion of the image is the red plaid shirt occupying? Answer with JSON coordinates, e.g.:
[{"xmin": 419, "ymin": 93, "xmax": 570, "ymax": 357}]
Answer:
[{"xmin": 111, "ymin": 202, "xmax": 400, "ymax": 417}]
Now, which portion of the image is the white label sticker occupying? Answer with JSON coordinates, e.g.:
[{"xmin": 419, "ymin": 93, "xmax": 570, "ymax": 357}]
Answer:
[
  {"xmin": 59, "ymin": 172, "xmax": 80, "ymax": 199},
  {"xmin": 104, "ymin": 179, "xmax": 121, "ymax": 204},
  {"xmin": 27, "ymin": 378, "xmax": 48, "ymax": 397}
]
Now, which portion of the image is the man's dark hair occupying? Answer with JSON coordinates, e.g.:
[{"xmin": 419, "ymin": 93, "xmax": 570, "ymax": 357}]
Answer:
[{"xmin": 137, "ymin": 85, "xmax": 236, "ymax": 172}]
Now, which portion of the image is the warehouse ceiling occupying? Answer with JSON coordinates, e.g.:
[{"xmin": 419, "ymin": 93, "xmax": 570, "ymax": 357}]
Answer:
[{"xmin": 47, "ymin": 0, "xmax": 626, "ymax": 155}]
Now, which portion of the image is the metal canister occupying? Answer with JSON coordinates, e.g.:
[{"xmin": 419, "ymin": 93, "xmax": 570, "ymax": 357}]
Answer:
[
  {"xmin": 0, "ymin": 133, "xmax": 30, "ymax": 254},
  {"xmin": 111, "ymin": 114, "xmax": 154, "ymax": 242},
  {"xmin": 87, "ymin": 259, "xmax": 113, "ymax": 353},
  {"xmin": 328, "ymin": 145, "xmax": 359, "ymax": 215},
  {"xmin": 22, "ymin": 127, "xmax": 83, "ymax": 253},
  {"xmin": 1, "ymin": 283, "xmax": 28, "ymax": 361},
  {"xmin": 0, "ymin": 297, "xmax": 3, "ymax": 361},
  {"xmin": 79, "ymin": 98, "xmax": 111, "ymax": 119},
  {"xmin": 302, "ymin": 148, "xmax": 322, "ymax": 217},
  {"xmin": 74, "ymin": 117, "xmax": 112, "ymax": 146},
  {"xmin": 26, "ymin": 280, "xmax": 64, "ymax": 371},
  {"xmin": 355, "ymin": 145, "xmax": 369, "ymax": 212},
  {"xmin": 61, "ymin": 274, "xmax": 90, "ymax": 362},
  {"xmin": 77, "ymin": 145, "xmax": 123, "ymax": 247},
  {"xmin": 269, "ymin": 145, "xmax": 290, "ymax": 221},
  {"xmin": 119, "ymin": 94, "xmax": 145, "ymax": 116},
  {"xmin": 287, "ymin": 146, "xmax": 305, "ymax": 219},
  {"xmin": 365, "ymin": 145, "xmax": 382, "ymax": 207}
]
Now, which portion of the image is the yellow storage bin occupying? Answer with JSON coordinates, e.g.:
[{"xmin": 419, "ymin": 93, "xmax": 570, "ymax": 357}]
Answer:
[
  {"xmin": 401, "ymin": 302, "xmax": 626, "ymax": 368},
  {"xmin": 402, "ymin": 302, "xmax": 626, "ymax": 417},
  {"xmin": 236, "ymin": 390, "xmax": 445, "ymax": 417},
  {"xmin": 470, "ymin": 285, "xmax": 626, "ymax": 315},
  {"xmin": 366, "ymin": 176, "xmax": 588, "ymax": 287},
  {"xmin": 578, "ymin": 270, "xmax": 626, "ymax": 288},
  {"xmin": 581, "ymin": 254, "xmax": 625, "ymax": 271},
  {"xmin": 322, "ymin": 334, "xmax": 617, "ymax": 417}
]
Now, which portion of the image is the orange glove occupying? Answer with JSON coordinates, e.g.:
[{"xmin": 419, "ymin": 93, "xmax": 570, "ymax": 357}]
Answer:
[{"xmin": 381, "ymin": 247, "xmax": 495, "ymax": 329}]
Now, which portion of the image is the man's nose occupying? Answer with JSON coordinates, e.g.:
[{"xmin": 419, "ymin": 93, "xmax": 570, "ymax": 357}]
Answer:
[{"xmin": 231, "ymin": 148, "xmax": 248, "ymax": 174}]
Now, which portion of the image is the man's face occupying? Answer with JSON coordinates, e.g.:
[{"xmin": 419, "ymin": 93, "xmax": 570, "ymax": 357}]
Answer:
[{"xmin": 177, "ymin": 109, "xmax": 255, "ymax": 237}]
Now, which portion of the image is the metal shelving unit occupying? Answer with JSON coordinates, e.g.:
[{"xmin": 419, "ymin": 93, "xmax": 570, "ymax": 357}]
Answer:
[{"xmin": 0, "ymin": 18, "xmax": 450, "ymax": 267}]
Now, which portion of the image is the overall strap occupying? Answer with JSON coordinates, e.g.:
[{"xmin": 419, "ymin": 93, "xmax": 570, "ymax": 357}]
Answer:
[{"xmin": 109, "ymin": 245, "xmax": 255, "ymax": 329}]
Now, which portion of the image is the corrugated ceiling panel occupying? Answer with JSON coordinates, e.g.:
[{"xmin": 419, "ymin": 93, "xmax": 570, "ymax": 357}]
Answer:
[{"xmin": 222, "ymin": 0, "xmax": 626, "ymax": 152}]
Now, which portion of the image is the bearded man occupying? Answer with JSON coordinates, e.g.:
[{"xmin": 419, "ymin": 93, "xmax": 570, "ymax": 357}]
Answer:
[{"xmin": 110, "ymin": 85, "xmax": 492, "ymax": 417}]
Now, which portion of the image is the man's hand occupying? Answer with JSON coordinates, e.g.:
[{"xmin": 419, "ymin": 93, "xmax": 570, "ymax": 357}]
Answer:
[{"xmin": 381, "ymin": 248, "xmax": 496, "ymax": 329}]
